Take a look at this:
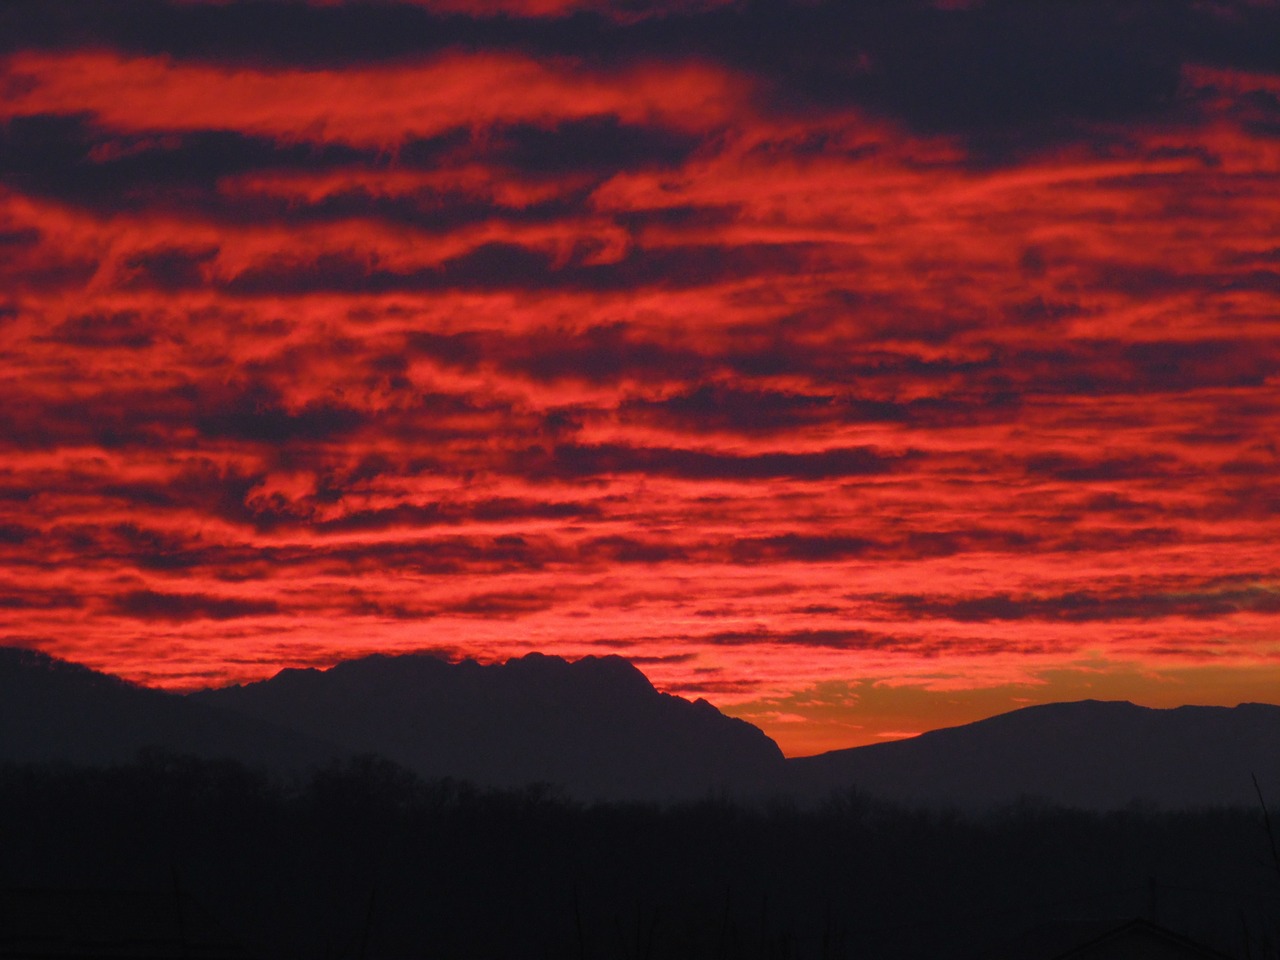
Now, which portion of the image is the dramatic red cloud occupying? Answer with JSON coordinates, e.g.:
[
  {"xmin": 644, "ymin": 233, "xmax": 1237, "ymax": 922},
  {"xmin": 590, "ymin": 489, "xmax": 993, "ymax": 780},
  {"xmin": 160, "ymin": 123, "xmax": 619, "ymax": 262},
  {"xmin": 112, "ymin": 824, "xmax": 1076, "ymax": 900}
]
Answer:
[{"xmin": 2, "ymin": 0, "xmax": 1279, "ymax": 754}]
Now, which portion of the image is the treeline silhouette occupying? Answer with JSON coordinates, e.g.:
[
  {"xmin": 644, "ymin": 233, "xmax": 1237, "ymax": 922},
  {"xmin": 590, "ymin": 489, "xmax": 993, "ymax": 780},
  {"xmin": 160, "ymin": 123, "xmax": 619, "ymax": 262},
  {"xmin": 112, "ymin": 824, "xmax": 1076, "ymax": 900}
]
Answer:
[{"xmin": 2, "ymin": 752, "xmax": 1278, "ymax": 960}]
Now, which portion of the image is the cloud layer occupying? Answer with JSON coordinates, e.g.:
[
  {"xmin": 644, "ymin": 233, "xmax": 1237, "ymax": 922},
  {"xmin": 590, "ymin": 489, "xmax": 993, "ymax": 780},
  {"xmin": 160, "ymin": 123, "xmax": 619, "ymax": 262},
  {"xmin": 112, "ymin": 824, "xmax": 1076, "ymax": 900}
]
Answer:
[{"xmin": 3, "ymin": 0, "xmax": 1279, "ymax": 752}]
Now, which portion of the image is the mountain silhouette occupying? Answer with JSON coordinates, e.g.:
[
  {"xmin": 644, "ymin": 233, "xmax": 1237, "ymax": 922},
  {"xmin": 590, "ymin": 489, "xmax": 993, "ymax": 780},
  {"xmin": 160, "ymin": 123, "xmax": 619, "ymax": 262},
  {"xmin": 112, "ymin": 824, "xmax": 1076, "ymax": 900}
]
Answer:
[
  {"xmin": 790, "ymin": 699, "xmax": 1280, "ymax": 810},
  {"xmin": 7, "ymin": 646, "xmax": 1280, "ymax": 810},
  {"xmin": 194, "ymin": 651, "xmax": 787, "ymax": 802},
  {"xmin": 0, "ymin": 646, "xmax": 337, "ymax": 770}
]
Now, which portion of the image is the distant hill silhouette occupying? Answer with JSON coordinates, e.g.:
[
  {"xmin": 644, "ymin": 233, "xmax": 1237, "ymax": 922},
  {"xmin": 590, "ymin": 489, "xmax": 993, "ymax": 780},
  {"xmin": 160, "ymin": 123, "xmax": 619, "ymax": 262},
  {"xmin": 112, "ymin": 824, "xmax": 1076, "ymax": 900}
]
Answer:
[
  {"xmin": 194, "ymin": 651, "xmax": 787, "ymax": 802},
  {"xmin": 790, "ymin": 699, "xmax": 1280, "ymax": 810},
  {"xmin": 6, "ymin": 646, "xmax": 1280, "ymax": 810},
  {"xmin": 0, "ymin": 647, "xmax": 337, "ymax": 770}
]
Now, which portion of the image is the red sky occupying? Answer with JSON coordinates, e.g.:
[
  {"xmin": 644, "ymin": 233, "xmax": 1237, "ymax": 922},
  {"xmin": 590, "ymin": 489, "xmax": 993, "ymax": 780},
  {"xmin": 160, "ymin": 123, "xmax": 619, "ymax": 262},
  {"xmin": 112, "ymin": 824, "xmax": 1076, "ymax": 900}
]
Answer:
[{"xmin": 2, "ymin": 0, "xmax": 1279, "ymax": 756}]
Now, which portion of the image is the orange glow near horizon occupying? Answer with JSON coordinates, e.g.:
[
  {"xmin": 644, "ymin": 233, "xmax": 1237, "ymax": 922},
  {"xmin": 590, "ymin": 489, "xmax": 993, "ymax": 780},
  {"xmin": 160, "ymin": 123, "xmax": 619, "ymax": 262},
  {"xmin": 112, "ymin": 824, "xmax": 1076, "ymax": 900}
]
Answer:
[{"xmin": 3, "ymin": 2, "xmax": 1279, "ymax": 755}]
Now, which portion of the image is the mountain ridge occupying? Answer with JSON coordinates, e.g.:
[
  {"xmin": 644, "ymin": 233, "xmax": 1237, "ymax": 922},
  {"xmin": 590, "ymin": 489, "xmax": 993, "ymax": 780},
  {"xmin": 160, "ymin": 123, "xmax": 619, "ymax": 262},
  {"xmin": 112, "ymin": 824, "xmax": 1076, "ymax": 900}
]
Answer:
[
  {"xmin": 791, "ymin": 696, "xmax": 1280, "ymax": 810},
  {"xmin": 5, "ymin": 645, "xmax": 1280, "ymax": 810},
  {"xmin": 0, "ymin": 646, "xmax": 340, "ymax": 770},
  {"xmin": 193, "ymin": 650, "xmax": 786, "ymax": 802}
]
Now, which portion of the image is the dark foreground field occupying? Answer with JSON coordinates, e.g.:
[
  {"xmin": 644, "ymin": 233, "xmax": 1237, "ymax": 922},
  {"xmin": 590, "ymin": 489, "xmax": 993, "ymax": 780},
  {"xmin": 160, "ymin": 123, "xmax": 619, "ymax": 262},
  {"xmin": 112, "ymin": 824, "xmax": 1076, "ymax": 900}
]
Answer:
[{"xmin": 3, "ymin": 754, "xmax": 1279, "ymax": 960}]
